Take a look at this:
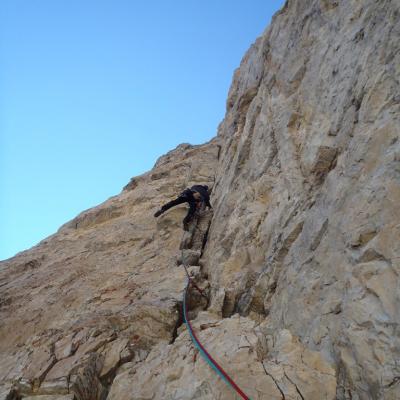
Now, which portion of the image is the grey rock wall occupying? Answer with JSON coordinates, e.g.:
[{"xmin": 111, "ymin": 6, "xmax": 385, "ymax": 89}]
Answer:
[
  {"xmin": 204, "ymin": 0, "xmax": 400, "ymax": 398},
  {"xmin": 1, "ymin": 1, "xmax": 399, "ymax": 399}
]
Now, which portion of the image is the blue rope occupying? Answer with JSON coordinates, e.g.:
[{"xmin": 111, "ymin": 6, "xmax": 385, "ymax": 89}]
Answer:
[{"xmin": 183, "ymin": 279, "xmax": 251, "ymax": 399}]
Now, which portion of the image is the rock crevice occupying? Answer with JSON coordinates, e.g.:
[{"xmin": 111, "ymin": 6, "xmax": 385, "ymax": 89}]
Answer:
[{"xmin": 1, "ymin": 1, "xmax": 400, "ymax": 399}]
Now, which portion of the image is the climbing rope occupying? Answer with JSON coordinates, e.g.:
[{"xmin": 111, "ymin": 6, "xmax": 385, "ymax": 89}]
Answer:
[
  {"xmin": 182, "ymin": 265, "xmax": 251, "ymax": 400},
  {"xmin": 182, "ymin": 264, "xmax": 208, "ymax": 299}
]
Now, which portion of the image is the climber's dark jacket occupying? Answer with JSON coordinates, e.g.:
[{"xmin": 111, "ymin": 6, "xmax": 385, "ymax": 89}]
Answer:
[{"xmin": 154, "ymin": 185, "xmax": 212, "ymax": 226}]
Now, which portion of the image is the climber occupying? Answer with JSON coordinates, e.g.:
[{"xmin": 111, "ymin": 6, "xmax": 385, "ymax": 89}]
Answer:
[{"xmin": 153, "ymin": 185, "xmax": 212, "ymax": 230}]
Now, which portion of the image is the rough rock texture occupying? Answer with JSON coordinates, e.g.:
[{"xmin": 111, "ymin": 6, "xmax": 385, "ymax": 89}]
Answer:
[
  {"xmin": 1, "ymin": 0, "xmax": 399, "ymax": 399},
  {"xmin": 0, "ymin": 142, "xmax": 219, "ymax": 399},
  {"xmin": 203, "ymin": 1, "xmax": 400, "ymax": 398},
  {"xmin": 107, "ymin": 313, "xmax": 337, "ymax": 400}
]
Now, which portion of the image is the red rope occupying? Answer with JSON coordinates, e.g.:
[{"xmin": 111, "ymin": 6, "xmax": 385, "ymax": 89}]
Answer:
[
  {"xmin": 182, "ymin": 264, "xmax": 208, "ymax": 298},
  {"xmin": 183, "ymin": 273, "xmax": 250, "ymax": 400}
]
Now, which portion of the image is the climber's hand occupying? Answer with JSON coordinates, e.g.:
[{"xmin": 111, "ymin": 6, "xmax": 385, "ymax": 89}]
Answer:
[{"xmin": 154, "ymin": 210, "xmax": 163, "ymax": 218}]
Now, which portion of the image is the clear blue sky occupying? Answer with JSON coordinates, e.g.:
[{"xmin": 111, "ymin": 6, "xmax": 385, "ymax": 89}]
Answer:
[{"xmin": 0, "ymin": 0, "xmax": 284, "ymax": 260}]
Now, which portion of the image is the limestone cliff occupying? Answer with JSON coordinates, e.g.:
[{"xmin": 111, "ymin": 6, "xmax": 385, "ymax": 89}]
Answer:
[{"xmin": 1, "ymin": 0, "xmax": 399, "ymax": 399}]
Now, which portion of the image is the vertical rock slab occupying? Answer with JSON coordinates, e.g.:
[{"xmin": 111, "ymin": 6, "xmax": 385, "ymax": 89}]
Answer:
[{"xmin": 202, "ymin": 1, "xmax": 400, "ymax": 399}]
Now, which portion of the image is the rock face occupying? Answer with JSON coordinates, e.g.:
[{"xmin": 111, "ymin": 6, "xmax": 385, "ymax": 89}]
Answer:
[
  {"xmin": 0, "ymin": 142, "xmax": 219, "ymax": 399},
  {"xmin": 203, "ymin": 1, "xmax": 400, "ymax": 398},
  {"xmin": 1, "ymin": 0, "xmax": 399, "ymax": 399}
]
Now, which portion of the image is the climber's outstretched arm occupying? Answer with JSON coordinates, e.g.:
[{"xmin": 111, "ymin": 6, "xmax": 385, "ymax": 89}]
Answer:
[{"xmin": 154, "ymin": 196, "xmax": 187, "ymax": 217}]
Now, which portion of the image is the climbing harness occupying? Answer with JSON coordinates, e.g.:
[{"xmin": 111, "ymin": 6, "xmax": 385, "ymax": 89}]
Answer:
[{"xmin": 182, "ymin": 264, "xmax": 251, "ymax": 400}]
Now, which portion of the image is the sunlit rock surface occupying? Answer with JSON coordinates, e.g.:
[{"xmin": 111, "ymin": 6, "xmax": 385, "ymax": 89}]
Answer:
[{"xmin": 1, "ymin": 0, "xmax": 399, "ymax": 399}]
